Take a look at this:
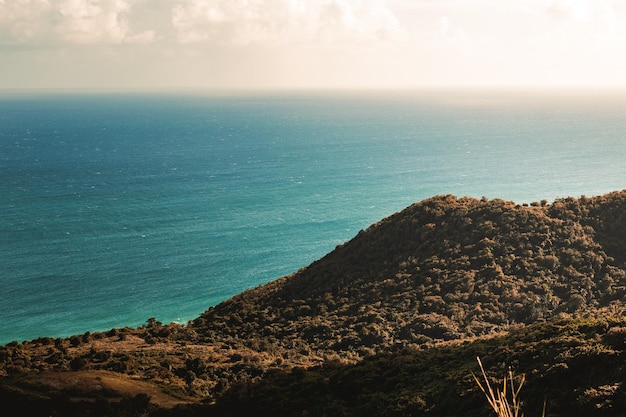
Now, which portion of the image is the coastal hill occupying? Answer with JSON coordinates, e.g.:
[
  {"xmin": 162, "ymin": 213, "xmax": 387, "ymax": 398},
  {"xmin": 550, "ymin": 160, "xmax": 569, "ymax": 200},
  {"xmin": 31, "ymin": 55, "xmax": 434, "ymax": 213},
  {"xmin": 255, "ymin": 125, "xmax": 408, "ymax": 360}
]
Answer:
[{"xmin": 3, "ymin": 190, "xmax": 626, "ymax": 416}]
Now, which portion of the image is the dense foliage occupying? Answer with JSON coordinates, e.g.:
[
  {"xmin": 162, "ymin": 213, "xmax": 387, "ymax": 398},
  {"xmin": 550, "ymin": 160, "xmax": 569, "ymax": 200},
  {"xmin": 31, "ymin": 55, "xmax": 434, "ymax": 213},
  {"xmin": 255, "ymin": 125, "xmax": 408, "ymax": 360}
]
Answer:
[
  {"xmin": 193, "ymin": 192, "xmax": 626, "ymax": 350},
  {"xmin": 207, "ymin": 314, "xmax": 626, "ymax": 417},
  {"xmin": 3, "ymin": 190, "xmax": 626, "ymax": 416}
]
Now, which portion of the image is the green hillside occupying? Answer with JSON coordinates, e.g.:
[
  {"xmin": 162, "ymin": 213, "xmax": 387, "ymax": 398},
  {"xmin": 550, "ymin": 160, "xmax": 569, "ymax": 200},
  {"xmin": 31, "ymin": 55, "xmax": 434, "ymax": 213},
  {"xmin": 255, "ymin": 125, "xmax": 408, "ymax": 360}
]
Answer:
[{"xmin": 3, "ymin": 190, "xmax": 626, "ymax": 416}]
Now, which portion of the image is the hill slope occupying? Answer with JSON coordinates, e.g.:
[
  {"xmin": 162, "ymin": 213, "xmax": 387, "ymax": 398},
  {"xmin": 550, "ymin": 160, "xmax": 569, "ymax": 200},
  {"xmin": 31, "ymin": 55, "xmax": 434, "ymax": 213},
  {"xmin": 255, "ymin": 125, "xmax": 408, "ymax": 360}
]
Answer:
[
  {"xmin": 192, "ymin": 191, "xmax": 626, "ymax": 350},
  {"xmin": 3, "ymin": 190, "xmax": 626, "ymax": 416}
]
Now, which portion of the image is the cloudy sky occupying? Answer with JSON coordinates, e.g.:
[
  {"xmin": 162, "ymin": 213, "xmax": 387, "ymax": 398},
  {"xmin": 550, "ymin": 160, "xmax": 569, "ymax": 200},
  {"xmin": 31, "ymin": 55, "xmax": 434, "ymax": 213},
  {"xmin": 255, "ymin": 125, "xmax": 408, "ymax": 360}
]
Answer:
[{"xmin": 1, "ymin": 0, "xmax": 625, "ymax": 90}]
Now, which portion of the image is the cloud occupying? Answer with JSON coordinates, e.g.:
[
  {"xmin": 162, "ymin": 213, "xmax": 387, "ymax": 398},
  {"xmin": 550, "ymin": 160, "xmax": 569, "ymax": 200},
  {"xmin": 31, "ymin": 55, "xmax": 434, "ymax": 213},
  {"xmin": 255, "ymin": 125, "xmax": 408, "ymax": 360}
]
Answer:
[
  {"xmin": 436, "ymin": 15, "xmax": 474, "ymax": 55},
  {"xmin": 547, "ymin": 0, "xmax": 616, "ymax": 30},
  {"xmin": 170, "ymin": 0, "xmax": 304, "ymax": 44},
  {"xmin": 0, "ymin": 0, "xmax": 157, "ymax": 45},
  {"xmin": 171, "ymin": 0, "xmax": 406, "ymax": 45},
  {"xmin": 3, "ymin": 0, "xmax": 626, "ymax": 89},
  {"xmin": 0, "ymin": 0, "xmax": 405, "ymax": 47},
  {"xmin": 548, "ymin": 0, "xmax": 623, "ymax": 49},
  {"xmin": 548, "ymin": 0, "xmax": 594, "ymax": 22}
]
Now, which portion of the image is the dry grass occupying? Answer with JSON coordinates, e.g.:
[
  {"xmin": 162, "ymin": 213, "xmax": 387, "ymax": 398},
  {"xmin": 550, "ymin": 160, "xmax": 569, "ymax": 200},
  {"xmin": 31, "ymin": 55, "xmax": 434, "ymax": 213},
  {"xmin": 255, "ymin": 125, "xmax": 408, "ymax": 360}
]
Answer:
[
  {"xmin": 472, "ymin": 356, "xmax": 545, "ymax": 417},
  {"xmin": 4, "ymin": 370, "xmax": 196, "ymax": 408}
]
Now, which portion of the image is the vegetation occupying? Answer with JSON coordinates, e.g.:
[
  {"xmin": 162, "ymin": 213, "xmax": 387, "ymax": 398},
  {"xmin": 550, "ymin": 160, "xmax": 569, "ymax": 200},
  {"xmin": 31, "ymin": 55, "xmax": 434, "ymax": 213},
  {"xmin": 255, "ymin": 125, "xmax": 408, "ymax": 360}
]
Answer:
[
  {"xmin": 472, "ymin": 356, "xmax": 544, "ymax": 417},
  {"xmin": 3, "ymin": 190, "xmax": 626, "ymax": 416}
]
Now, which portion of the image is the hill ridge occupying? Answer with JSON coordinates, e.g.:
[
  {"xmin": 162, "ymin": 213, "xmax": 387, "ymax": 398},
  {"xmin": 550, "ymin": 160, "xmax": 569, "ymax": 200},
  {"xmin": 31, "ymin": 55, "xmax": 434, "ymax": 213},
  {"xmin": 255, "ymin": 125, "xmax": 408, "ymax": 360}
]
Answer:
[{"xmin": 191, "ymin": 191, "xmax": 626, "ymax": 350}]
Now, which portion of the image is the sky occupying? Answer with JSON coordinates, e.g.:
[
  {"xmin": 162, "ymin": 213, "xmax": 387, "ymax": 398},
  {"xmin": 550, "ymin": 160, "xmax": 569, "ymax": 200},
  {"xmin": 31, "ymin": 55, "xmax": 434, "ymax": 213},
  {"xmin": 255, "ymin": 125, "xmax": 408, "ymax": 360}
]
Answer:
[{"xmin": 1, "ymin": 0, "xmax": 626, "ymax": 90}]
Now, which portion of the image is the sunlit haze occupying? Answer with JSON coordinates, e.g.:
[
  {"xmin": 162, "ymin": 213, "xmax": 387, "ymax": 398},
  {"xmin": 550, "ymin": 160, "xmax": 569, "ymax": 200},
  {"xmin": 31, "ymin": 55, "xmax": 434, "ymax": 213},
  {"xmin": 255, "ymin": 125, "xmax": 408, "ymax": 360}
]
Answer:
[{"xmin": 2, "ymin": 0, "xmax": 626, "ymax": 90}]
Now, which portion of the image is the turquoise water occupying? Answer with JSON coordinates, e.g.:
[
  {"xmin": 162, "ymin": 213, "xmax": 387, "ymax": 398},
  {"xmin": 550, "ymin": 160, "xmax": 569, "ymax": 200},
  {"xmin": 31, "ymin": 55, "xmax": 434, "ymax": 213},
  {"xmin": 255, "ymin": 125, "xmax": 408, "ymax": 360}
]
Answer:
[{"xmin": 2, "ymin": 89, "xmax": 626, "ymax": 344}]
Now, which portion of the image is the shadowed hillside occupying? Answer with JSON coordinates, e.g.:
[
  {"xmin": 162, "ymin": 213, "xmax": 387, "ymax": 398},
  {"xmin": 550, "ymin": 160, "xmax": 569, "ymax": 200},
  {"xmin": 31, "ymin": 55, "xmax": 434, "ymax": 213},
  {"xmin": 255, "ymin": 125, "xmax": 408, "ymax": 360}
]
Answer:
[
  {"xmin": 192, "ymin": 192, "xmax": 626, "ymax": 350},
  {"xmin": 3, "ymin": 190, "xmax": 626, "ymax": 416}
]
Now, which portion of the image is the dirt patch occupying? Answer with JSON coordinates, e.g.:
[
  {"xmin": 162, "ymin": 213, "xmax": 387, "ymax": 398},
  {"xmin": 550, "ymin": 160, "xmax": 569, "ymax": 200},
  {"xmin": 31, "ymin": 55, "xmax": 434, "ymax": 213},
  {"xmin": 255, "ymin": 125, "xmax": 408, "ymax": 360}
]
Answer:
[{"xmin": 9, "ymin": 369, "xmax": 196, "ymax": 408}]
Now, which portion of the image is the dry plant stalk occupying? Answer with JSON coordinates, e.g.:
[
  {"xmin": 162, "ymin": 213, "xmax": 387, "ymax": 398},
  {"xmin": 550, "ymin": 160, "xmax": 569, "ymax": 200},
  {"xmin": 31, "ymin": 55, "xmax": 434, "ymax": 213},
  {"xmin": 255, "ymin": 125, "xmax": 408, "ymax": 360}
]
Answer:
[{"xmin": 471, "ymin": 356, "xmax": 545, "ymax": 417}]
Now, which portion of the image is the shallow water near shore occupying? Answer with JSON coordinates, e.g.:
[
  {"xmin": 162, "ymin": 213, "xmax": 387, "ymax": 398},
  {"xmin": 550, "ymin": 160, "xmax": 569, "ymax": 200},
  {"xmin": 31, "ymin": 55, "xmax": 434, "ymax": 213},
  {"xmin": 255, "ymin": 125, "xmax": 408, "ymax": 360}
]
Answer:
[{"xmin": 2, "ymin": 88, "xmax": 626, "ymax": 344}]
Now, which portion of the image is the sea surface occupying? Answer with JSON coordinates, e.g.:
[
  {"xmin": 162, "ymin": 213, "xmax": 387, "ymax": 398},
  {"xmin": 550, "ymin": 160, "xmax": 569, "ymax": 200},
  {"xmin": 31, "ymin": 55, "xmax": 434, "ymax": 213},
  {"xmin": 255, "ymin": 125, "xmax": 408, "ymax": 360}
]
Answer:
[{"xmin": 2, "ymin": 88, "xmax": 626, "ymax": 344}]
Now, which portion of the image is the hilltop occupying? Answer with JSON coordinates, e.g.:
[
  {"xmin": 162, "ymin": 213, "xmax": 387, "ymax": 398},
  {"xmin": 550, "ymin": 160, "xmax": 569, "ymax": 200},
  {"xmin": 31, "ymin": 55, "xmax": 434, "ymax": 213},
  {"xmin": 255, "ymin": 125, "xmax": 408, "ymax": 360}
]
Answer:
[{"xmin": 3, "ymin": 190, "xmax": 626, "ymax": 416}]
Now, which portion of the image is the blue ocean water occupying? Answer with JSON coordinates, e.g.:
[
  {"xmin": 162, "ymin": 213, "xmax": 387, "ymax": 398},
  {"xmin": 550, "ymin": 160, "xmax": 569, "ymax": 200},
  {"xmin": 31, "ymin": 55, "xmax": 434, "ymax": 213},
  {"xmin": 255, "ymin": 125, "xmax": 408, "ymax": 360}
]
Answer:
[{"xmin": 2, "ymin": 89, "xmax": 626, "ymax": 344}]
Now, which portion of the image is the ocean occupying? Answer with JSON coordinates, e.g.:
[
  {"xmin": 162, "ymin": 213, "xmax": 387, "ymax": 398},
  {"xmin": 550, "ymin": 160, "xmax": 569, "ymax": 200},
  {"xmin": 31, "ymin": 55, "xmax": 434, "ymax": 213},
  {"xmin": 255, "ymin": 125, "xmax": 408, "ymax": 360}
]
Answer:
[{"xmin": 2, "ymin": 88, "xmax": 626, "ymax": 345}]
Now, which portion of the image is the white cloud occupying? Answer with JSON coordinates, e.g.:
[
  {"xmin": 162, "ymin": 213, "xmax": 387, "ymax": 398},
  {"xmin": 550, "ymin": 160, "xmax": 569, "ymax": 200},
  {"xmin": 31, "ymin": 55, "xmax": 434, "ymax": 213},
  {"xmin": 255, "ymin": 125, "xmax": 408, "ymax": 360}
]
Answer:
[
  {"xmin": 316, "ymin": 0, "xmax": 405, "ymax": 43},
  {"xmin": 0, "ymin": 0, "xmax": 157, "ymax": 45},
  {"xmin": 170, "ymin": 0, "xmax": 302, "ymax": 44},
  {"xmin": 170, "ymin": 0, "xmax": 406, "ymax": 45},
  {"xmin": 548, "ymin": 0, "xmax": 597, "ymax": 22},
  {"xmin": 436, "ymin": 15, "xmax": 474, "ymax": 55},
  {"xmin": 56, "ymin": 0, "xmax": 129, "ymax": 43},
  {"xmin": 2, "ymin": 0, "xmax": 626, "ymax": 88},
  {"xmin": 0, "ymin": 0, "xmax": 405, "ymax": 46}
]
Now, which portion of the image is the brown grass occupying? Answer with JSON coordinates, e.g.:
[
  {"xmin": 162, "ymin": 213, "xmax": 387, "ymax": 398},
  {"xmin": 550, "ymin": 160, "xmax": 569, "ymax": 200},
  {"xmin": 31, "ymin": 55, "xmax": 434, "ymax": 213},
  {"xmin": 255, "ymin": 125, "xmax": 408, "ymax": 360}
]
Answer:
[{"xmin": 472, "ymin": 356, "xmax": 545, "ymax": 417}]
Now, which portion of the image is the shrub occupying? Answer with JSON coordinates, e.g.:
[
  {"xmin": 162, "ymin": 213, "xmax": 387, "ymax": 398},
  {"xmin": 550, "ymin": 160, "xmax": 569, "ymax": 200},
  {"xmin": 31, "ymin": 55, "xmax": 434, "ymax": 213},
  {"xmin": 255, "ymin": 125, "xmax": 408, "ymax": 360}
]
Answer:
[{"xmin": 472, "ymin": 356, "xmax": 545, "ymax": 417}]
